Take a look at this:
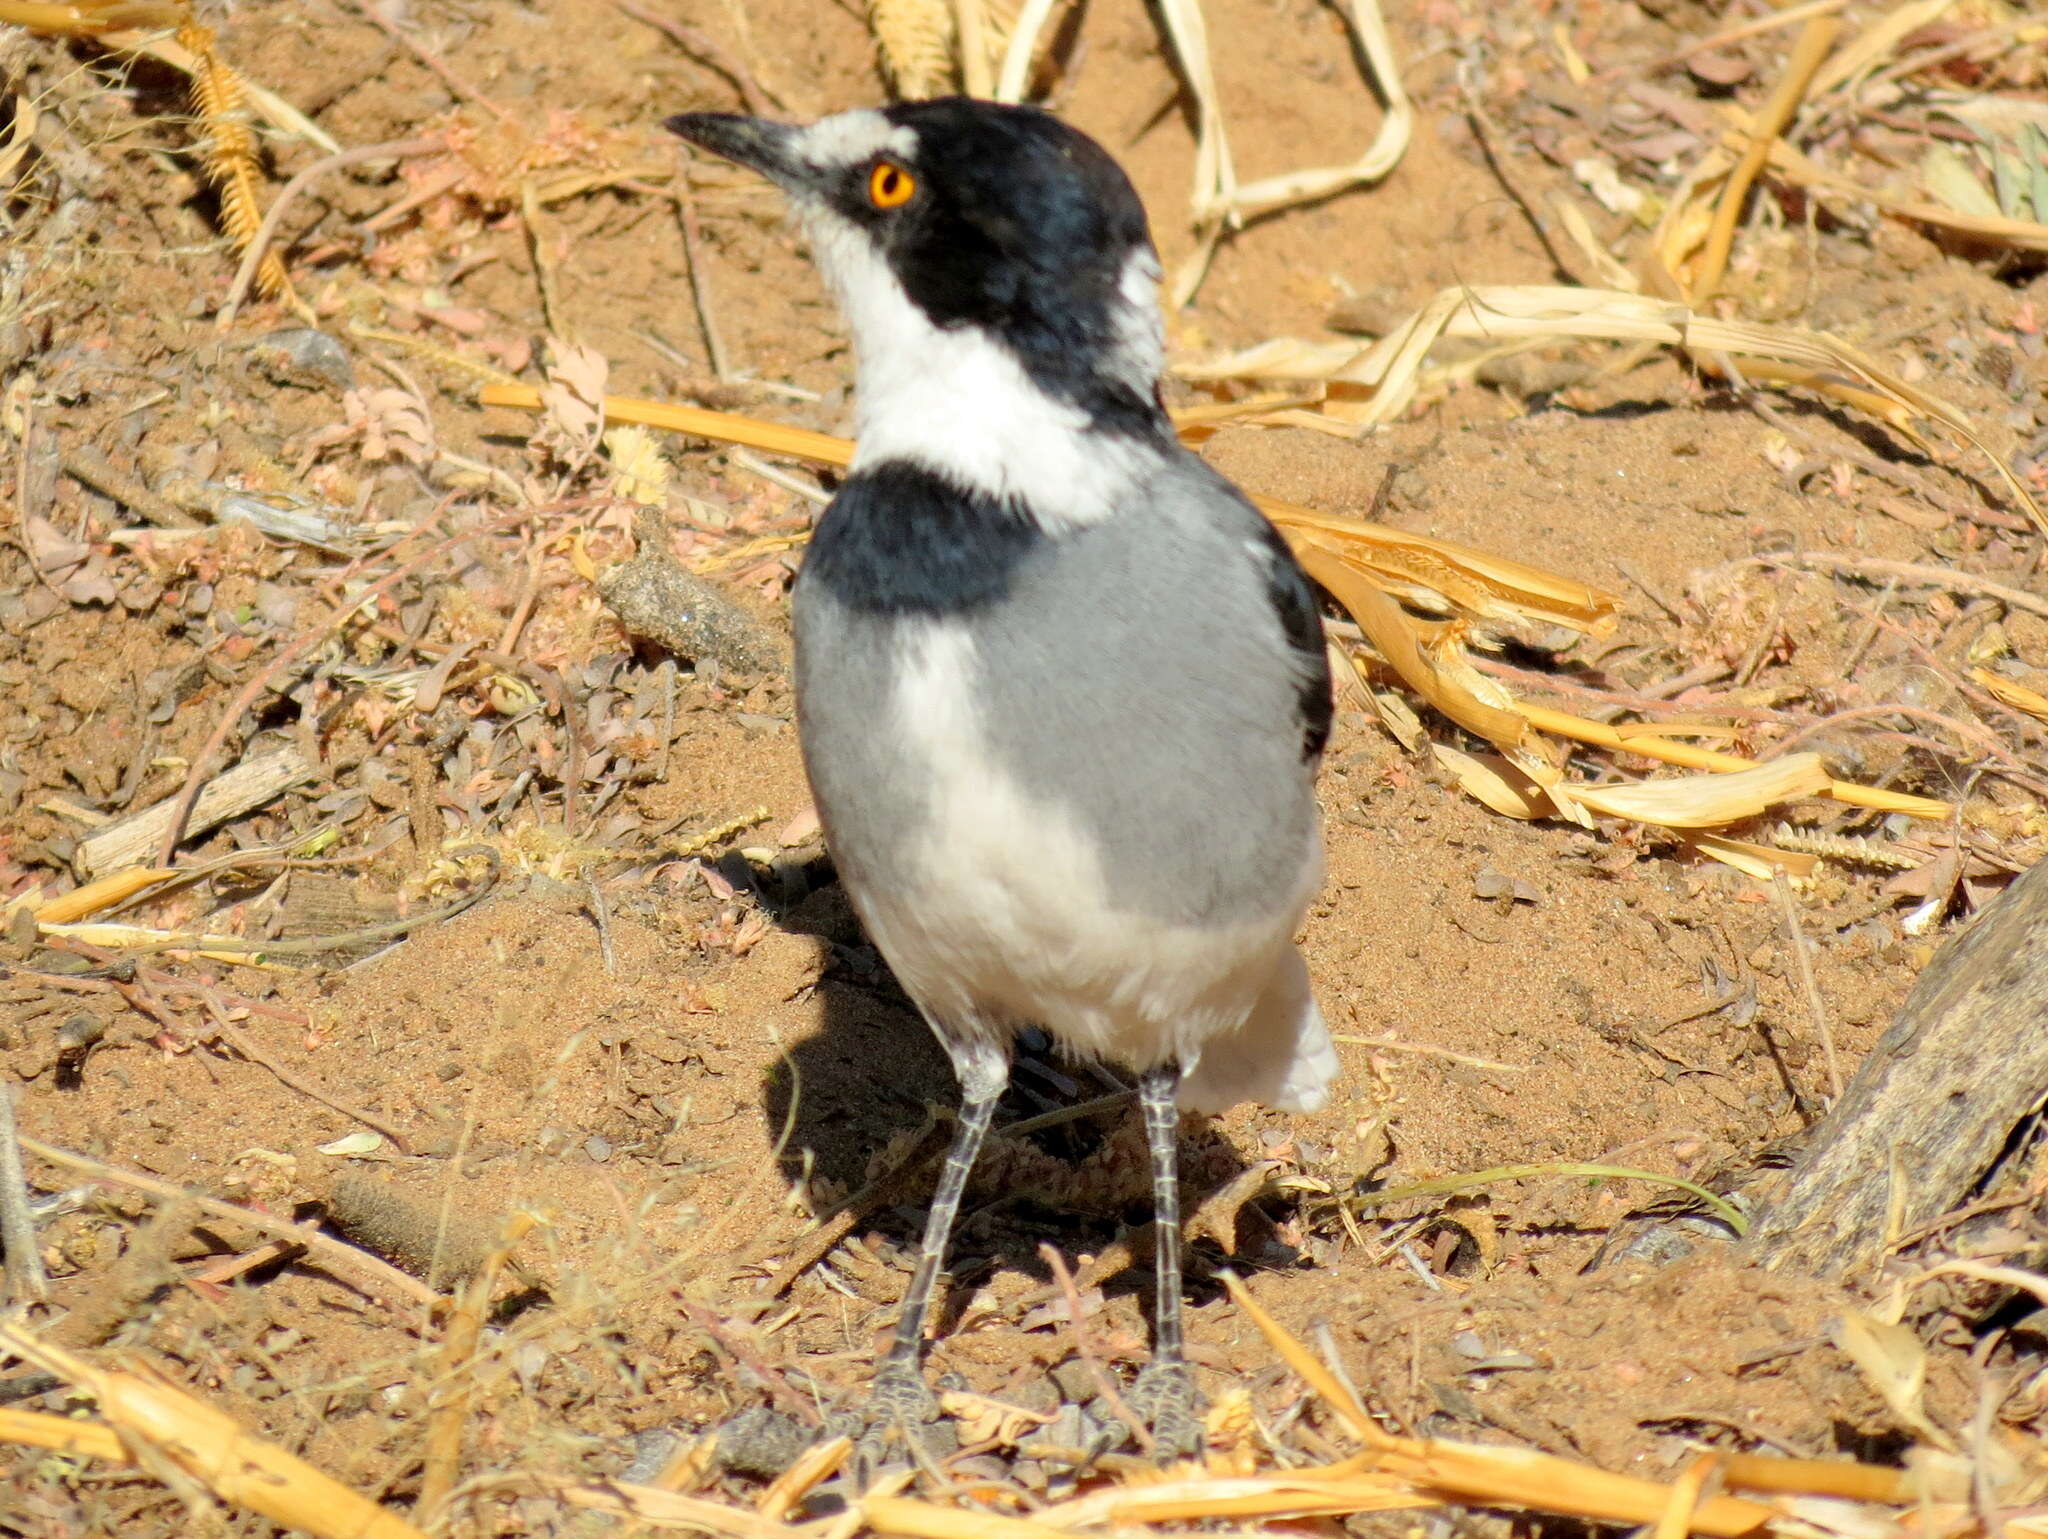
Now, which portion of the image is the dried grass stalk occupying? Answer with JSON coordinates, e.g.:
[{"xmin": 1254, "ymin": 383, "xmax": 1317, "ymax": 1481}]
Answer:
[
  {"xmin": 0, "ymin": 1406, "xmax": 129, "ymax": 1462},
  {"xmin": 951, "ymin": 0, "xmax": 994, "ymax": 97},
  {"xmin": 0, "ymin": 1324, "xmax": 429, "ymax": 1539},
  {"xmin": 0, "ymin": 2, "xmax": 336, "ymax": 152},
  {"xmin": 1153, "ymin": 0, "xmax": 1412, "ymax": 306},
  {"xmin": 1743, "ymin": 123, "xmax": 2048, "ymax": 254},
  {"xmin": 1515, "ymin": 701, "xmax": 1947, "ymax": 818},
  {"xmin": 0, "ymin": 0, "xmax": 182, "ymax": 33},
  {"xmin": 1215, "ymin": 1274, "xmax": 1798, "ymax": 1536},
  {"xmin": 416, "ymin": 1212, "xmax": 542, "ymax": 1529},
  {"xmin": 993, "ymin": 0, "xmax": 1058, "ymax": 101},
  {"xmin": 1559, "ymin": 752, "xmax": 1832, "ymax": 827},
  {"xmin": 1688, "ymin": 14, "xmax": 1841, "ymax": 304},
  {"xmin": 870, "ymin": 0, "xmax": 955, "ymax": 98},
  {"xmin": 176, "ymin": 20, "xmax": 292, "ymax": 300},
  {"xmin": 30, "ymin": 863, "xmax": 180, "ymax": 923},
  {"xmin": 1972, "ymin": 669, "xmax": 2048, "ymax": 723},
  {"xmin": 552, "ymin": 1478, "xmax": 819, "ymax": 1535},
  {"xmin": 1183, "ymin": 283, "xmax": 2043, "ymax": 535}
]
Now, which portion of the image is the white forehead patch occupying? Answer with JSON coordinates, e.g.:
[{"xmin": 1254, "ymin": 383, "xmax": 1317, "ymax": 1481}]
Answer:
[{"xmin": 795, "ymin": 109, "xmax": 916, "ymax": 168}]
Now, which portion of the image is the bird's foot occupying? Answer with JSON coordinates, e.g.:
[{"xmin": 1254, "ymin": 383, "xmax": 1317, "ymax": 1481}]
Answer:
[
  {"xmin": 822, "ymin": 1360, "xmax": 960, "ymax": 1478},
  {"xmin": 1126, "ymin": 1357, "xmax": 1206, "ymax": 1461}
]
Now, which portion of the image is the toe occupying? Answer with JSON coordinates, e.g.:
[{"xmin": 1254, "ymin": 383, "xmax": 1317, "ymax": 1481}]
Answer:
[{"xmin": 1128, "ymin": 1359, "xmax": 1205, "ymax": 1461}]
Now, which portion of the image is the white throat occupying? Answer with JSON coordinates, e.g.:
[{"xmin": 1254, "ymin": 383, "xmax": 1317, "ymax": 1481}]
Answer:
[{"xmin": 799, "ymin": 208, "xmax": 1167, "ymax": 528}]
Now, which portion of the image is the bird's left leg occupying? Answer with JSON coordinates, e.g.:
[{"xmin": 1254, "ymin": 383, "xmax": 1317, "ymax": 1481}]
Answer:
[{"xmin": 1126, "ymin": 1062, "xmax": 1205, "ymax": 1458}]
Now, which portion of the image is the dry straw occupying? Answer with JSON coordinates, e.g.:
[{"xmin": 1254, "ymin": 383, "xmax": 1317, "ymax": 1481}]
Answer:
[
  {"xmin": 0, "ymin": 0, "xmax": 330, "ymax": 299},
  {"xmin": 869, "ymin": 0, "xmax": 955, "ymax": 99},
  {"xmin": 0, "ymin": 1322, "xmax": 429, "ymax": 1539},
  {"xmin": 1151, "ymin": 0, "xmax": 1412, "ymax": 306},
  {"xmin": 1178, "ymin": 285, "xmax": 2044, "ymax": 539},
  {"xmin": 1, "ymin": 1258, "xmax": 2019, "ymax": 1536},
  {"xmin": 983, "ymin": 0, "xmax": 1411, "ymax": 302}
]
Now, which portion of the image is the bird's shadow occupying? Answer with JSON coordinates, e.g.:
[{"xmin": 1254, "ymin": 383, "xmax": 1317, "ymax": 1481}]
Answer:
[{"xmin": 748, "ymin": 858, "xmax": 1260, "ymax": 1333}]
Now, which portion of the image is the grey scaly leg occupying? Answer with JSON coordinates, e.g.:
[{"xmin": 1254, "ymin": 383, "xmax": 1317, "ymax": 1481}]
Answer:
[
  {"xmin": 861, "ymin": 1038, "xmax": 1008, "ymax": 1455},
  {"xmin": 1127, "ymin": 1062, "xmax": 1204, "ymax": 1457}
]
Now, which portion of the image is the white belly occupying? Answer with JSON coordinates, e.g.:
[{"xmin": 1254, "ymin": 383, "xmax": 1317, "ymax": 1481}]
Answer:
[{"xmin": 827, "ymin": 622, "xmax": 1326, "ymax": 1099}]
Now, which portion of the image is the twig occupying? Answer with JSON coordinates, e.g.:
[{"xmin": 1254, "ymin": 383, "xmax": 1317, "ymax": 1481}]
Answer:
[
  {"xmin": 1840, "ymin": 579, "xmax": 1898, "ymax": 678},
  {"xmin": 1738, "ymin": 389, "xmax": 1945, "ymax": 507},
  {"xmin": 1332, "ymin": 1033, "xmax": 1526, "ymax": 1074},
  {"xmin": 1469, "ymin": 659, "xmax": 1790, "ymax": 721},
  {"xmin": 609, "ymin": 0, "xmax": 782, "ymax": 113},
  {"xmin": 1734, "ymin": 584, "xmax": 1787, "ymax": 688},
  {"xmin": 1766, "ymin": 703, "xmax": 2022, "ymax": 769},
  {"xmin": 58, "ymin": 444, "xmax": 198, "ymax": 529},
  {"xmin": 348, "ymin": 0, "xmax": 513, "ymax": 121},
  {"xmin": 8, "ymin": 397, "xmax": 61, "ymax": 600},
  {"xmin": 766, "ymin": 1120, "xmax": 951, "ymax": 1297},
  {"xmin": 1771, "ymin": 871, "xmax": 1841, "ymax": 1103},
  {"xmin": 18, "ymin": 1136, "xmax": 438, "ymax": 1308},
  {"xmin": 1691, "ymin": 15, "xmax": 1840, "ymax": 303},
  {"xmin": 494, "ymin": 548, "xmax": 547, "ymax": 655},
  {"xmin": 1755, "ymin": 552, "xmax": 2048, "ymax": 623},
  {"xmin": 520, "ymin": 182, "xmax": 567, "ymax": 342},
  {"xmin": 197, "ymin": 995, "xmax": 415, "ymax": 1155},
  {"xmin": 675, "ymin": 1297, "xmax": 820, "ymax": 1423},
  {"xmin": 48, "ymin": 859, "xmax": 501, "ymax": 961},
  {"xmin": 673, "ymin": 173, "xmax": 732, "ymax": 380},
  {"xmin": 1038, "ymin": 1243, "xmax": 1153, "ymax": 1454},
  {"xmin": 1601, "ymin": 0, "xmax": 1846, "ymax": 82},
  {"xmin": 81, "ymin": 748, "xmax": 311, "ymax": 879},
  {"xmin": 1462, "ymin": 96, "xmax": 1580, "ymax": 286},
  {"xmin": 585, "ymin": 877, "xmax": 616, "ymax": 976},
  {"xmin": 217, "ymin": 138, "xmax": 441, "ymax": 325},
  {"xmin": 655, "ymin": 657, "xmax": 677, "ymax": 782},
  {"xmin": 0, "ymin": 1086, "xmax": 49, "ymax": 1304},
  {"xmin": 730, "ymin": 450, "xmax": 828, "ymax": 506}
]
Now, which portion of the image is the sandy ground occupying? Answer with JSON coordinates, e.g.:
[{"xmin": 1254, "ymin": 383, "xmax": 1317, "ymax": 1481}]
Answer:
[{"xmin": 3, "ymin": 0, "xmax": 2047, "ymax": 1532}]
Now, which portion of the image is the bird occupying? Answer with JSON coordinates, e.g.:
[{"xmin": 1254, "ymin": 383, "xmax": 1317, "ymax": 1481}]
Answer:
[{"xmin": 665, "ymin": 97, "xmax": 1337, "ymax": 1459}]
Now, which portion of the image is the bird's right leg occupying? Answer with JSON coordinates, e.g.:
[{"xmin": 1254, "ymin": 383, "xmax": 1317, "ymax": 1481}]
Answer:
[{"xmin": 851, "ymin": 1035, "xmax": 1009, "ymax": 1464}]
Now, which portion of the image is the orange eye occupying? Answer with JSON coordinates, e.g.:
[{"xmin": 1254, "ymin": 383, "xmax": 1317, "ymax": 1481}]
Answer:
[{"xmin": 868, "ymin": 161, "xmax": 916, "ymax": 209}]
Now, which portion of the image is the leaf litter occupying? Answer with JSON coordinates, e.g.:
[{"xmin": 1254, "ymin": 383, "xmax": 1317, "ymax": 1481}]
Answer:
[{"xmin": 3, "ymin": 0, "xmax": 2048, "ymax": 1535}]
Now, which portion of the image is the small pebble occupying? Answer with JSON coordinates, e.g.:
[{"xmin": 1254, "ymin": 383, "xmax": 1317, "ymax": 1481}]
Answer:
[{"xmin": 245, "ymin": 328, "xmax": 355, "ymax": 392}]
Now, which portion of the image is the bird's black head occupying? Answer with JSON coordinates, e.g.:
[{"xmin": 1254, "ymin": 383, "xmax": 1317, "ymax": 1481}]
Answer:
[{"xmin": 666, "ymin": 99, "xmax": 1168, "ymax": 439}]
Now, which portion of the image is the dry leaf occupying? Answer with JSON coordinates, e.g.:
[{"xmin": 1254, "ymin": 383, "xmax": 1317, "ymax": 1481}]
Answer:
[
  {"xmin": 1558, "ymin": 753, "xmax": 1831, "ymax": 828},
  {"xmin": 538, "ymin": 340, "xmax": 609, "ymax": 447},
  {"xmin": 1680, "ymin": 832, "xmax": 1820, "ymax": 881},
  {"xmin": 23, "ymin": 513, "xmax": 116, "ymax": 605},
  {"xmin": 937, "ymin": 1390, "xmax": 1053, "ymax": 1447},
  {"xmin": 1829, "ymin": 1311, "xmax": 1951, "ymax": 1450},
  {"xmin": 1920, "ymin": 141, "xmax": 2003, "ymax": 219},
  {"xmin": 346, "ymin": 387, "xmax": 435, "ymax": 466},
  {"xmin": 1972, "ymin": 667, "xmax": 2048, "ymax": 723},
  {"xmin": 1431, "ymin": 745, "xmax": 1556, "ymax": 820}
]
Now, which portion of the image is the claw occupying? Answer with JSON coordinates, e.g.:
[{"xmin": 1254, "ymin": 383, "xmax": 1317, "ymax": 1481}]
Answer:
[{"xmin": 842, "ymin": 1360, "xmax": 959, "ymax": 1478}]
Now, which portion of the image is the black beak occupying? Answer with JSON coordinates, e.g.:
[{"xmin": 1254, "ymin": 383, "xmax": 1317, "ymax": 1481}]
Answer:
[{"xmin": 664, "ymin": 113, "xmax": 816, "ymax": 192}]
